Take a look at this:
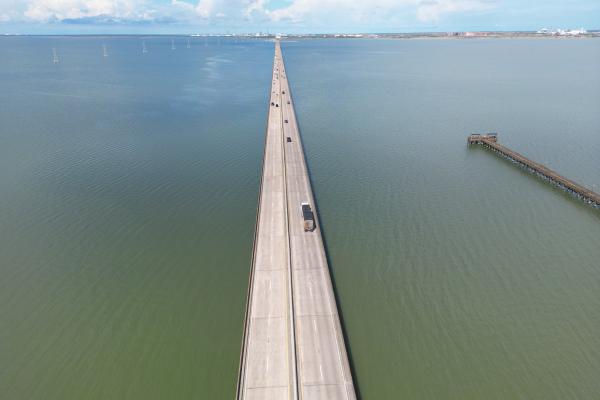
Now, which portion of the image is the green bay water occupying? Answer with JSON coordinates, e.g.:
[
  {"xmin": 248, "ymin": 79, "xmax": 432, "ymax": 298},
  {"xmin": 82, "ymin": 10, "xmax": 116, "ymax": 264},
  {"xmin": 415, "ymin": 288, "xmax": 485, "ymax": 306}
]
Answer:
[
  {"xmin": 0, "ymin": 36, "xmax": 272, "ymax": 399},
  {"xmin": 1, "ymin": 37, "xmax": 599, "ymax": 399},
  {"xmin": 283, "ymin": 38, "xmax": 600, "ymax": 399}
]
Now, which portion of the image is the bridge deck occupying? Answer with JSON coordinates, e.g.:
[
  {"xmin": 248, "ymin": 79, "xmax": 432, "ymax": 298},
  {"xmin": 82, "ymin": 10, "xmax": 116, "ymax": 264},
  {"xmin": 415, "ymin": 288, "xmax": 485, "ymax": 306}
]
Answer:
[{"xmin": 237, "ymin": 42, "xmax": 356, "ymax": 400}]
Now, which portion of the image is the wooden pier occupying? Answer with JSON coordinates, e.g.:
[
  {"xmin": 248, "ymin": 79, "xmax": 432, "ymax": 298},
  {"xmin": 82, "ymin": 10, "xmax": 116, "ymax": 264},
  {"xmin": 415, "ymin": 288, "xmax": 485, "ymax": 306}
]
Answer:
[{"xmin": 468, "ymin": 134, "xmax": 600, "ymax": 208}]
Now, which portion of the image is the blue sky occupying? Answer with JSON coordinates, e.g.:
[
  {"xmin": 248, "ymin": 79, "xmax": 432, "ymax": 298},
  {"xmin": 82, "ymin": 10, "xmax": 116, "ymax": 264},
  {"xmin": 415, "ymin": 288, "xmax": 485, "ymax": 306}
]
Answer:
[{"xmin": 1, "ymin": 0, "xmax": 598, "ymax": 34}]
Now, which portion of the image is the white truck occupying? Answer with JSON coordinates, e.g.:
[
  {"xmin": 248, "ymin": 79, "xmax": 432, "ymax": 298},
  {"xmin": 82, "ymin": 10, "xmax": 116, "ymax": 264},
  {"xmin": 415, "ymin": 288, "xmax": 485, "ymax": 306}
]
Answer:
[{"xmin": 301, "ymin": 202, "xmax": 315, "ymax": 232}]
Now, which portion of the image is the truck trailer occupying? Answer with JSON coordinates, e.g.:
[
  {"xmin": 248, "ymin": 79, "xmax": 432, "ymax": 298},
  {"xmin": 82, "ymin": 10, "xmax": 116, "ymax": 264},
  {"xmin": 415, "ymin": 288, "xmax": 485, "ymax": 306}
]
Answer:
[{"xmin": 301, "ymin": 202, "xmax": 315, "ymax": 232}]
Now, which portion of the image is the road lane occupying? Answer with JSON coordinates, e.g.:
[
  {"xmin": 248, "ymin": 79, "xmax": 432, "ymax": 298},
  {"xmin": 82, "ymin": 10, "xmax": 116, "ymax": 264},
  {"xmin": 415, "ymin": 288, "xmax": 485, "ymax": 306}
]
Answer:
[
  {"xmin": 277, "ymin": 43, "xmax": 356, "ymax": 400},
  {"xmin": 237, "ymin": 47, "xmax": 297, "ymax": 400}
]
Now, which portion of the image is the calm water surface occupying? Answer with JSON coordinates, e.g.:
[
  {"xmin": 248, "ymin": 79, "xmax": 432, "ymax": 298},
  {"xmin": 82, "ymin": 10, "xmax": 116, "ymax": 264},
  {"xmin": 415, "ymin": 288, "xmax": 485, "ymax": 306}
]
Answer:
[{"xmin": 1, "ymin": 37, "xmax": 599, "ymax": 399}]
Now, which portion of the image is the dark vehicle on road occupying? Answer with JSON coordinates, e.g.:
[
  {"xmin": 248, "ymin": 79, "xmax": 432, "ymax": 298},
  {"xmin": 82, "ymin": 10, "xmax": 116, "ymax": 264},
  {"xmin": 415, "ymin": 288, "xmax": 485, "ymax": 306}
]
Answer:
[{"xmin": 301, "ymin": 202, "xmax": 315, "ymax": 232}]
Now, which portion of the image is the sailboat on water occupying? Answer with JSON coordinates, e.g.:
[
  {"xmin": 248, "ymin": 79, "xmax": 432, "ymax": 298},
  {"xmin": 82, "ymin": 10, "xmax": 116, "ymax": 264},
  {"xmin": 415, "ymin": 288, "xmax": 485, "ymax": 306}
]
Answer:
[
  {"xmin": 103, "ymin": 44, "xmax": 108, "ymax": 57},
  {"xmin": 171, "ymin": 39, "xmax": 176, "ymax": 50},
  {"xmin": 52, "ymin": 48, "xmax": 59, "ymax": 64},
  {"xmin": 142, "ymin": 40, "xmax": 148, "ymax": 53}
]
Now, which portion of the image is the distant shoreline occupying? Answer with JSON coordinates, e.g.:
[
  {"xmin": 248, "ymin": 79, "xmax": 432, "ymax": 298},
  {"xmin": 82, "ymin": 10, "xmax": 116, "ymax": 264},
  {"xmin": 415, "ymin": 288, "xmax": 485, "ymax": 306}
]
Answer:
[
  {"xmin": 2, "ymin": 32, "xmax": 599, "ymax": 39},
  {"xmin": 280, "ymin": 32, "xmax": 600, "ymax": 40}
]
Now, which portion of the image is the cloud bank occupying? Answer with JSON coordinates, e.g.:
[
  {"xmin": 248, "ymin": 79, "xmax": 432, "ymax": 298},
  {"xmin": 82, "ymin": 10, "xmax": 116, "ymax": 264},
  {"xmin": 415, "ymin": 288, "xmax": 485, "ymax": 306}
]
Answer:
[
  {"xmin": 1, "ymin": 0, "xmax": 494, "ymax": 27},
  {"xmin": 266, "ymin": 0, "xmax": 492, "ymax": 23},
  {"xmin": 24, "ymin": 0, "xmax": 144, "ymax": 21}
]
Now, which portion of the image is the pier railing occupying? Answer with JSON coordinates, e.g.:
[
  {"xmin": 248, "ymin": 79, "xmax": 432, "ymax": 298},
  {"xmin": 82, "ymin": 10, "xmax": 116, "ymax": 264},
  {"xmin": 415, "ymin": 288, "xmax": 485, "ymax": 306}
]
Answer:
[{"xmin": 468, "ymin": 134, "xmax": 600, "ymax": 208}]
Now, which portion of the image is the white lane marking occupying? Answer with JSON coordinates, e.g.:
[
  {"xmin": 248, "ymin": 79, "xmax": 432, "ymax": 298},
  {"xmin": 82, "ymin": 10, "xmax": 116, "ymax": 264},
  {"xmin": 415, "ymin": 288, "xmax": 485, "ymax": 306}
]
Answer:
[{"xmin": 266, "ymin": 317, "xmax": 271, "ymax": 378}]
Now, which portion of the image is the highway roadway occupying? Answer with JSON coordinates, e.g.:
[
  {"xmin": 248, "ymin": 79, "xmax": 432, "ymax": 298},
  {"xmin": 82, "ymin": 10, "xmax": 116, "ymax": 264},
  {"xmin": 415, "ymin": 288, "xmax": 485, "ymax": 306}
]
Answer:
[{"xmin": 237, "ymin": 41, "xmax": 356, "ymax": 400}]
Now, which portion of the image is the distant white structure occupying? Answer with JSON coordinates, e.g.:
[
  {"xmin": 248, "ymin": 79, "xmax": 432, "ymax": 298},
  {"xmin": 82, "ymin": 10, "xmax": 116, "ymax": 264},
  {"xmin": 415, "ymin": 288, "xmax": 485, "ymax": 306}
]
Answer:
[
  {"xmin": 537, "ymin": 27, "xmax": 587, "ymax": 36},
  {"xmin": 563, "ymin": 28, "xmax": 587, "ymax": 36},
  {"xmin": 333, "ymin": 33, "xmax": 364, "ymax": 38}
]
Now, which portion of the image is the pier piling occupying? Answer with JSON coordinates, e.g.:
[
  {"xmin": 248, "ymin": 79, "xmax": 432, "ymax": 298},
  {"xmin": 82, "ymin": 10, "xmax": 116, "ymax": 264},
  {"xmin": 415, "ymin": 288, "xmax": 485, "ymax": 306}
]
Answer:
[{"xmin": 468, "ymin": 134, "xmax": 600, "ymax": 208}]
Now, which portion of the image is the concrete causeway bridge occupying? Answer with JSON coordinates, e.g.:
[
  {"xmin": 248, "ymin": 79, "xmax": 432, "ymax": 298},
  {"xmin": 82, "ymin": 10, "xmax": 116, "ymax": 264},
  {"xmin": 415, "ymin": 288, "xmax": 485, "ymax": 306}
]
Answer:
[
  {"xmin": 468, "ymin": 134, "xmax": 600, "ymax": 208},
  {"xmin": 236, "ymin": 41, "xmax": 356, "ymax": 400}
]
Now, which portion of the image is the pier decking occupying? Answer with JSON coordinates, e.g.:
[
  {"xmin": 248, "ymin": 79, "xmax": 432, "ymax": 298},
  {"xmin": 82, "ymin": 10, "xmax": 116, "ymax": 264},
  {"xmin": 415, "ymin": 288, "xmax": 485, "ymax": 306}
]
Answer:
[
  {"xmin": 468, "ymin": 134, "xmax": 600, "ymax": 207},
  {"xmin": 236, "ymin": 42, "xmax": 356, "ymax": 400}
]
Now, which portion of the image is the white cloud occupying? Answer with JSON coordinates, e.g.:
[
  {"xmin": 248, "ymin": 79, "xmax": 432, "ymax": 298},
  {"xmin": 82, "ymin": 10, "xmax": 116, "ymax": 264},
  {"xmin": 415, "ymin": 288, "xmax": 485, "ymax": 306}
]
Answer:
[
  {"xmin": 5, "ymin": 0, "xmax": 265, "ymax": 23},
  {"xmin": 194, "ymin": 0, "xmax": 265, "ymax": 19},
  {"xmin": 266, "ymin": 0, "xmax": 493, "ymax": 23},
  {"xmin": 0, "ymin": 0, "xmax": 27, "ymax": 21},
  {"xmin": 266, "ymin": 0, "xmax": 394, "ymax": 23},
  {"xmin": 24, "ymin": 0, "xmax": 146, "ymax": 21},
  {"xmin": 416, "ymin": 0, "xmax": 492, "ymax": 22},
  {"xmin": 1, "ymin": 0, "xmax": 494, "ymax": 25},
  {"xmin": 195, "ymin": 0, "xmax": 215, "ymax": 18},
  {"xmin": 244, "ymin": 0, "xmax": 267, "ymax": 18}
]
